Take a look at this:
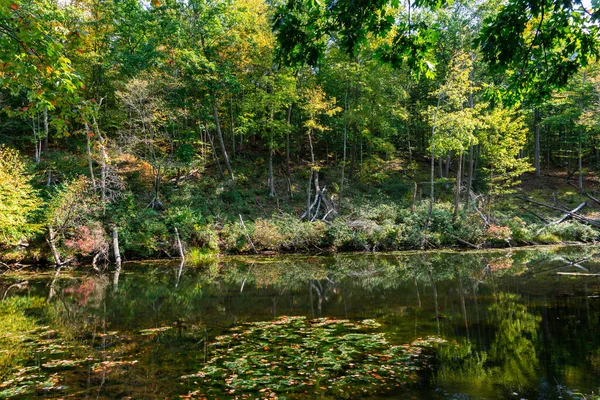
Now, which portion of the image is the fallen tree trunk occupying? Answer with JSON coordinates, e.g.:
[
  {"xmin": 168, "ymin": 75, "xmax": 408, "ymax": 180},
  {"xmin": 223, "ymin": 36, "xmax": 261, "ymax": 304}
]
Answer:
[
  {"xmin": 557, "ymin": 272, "xmax": 600, "ymax": 277},
  {"xmin": 585, "ymin": 193, "xmax": 600, "ymax": 206},
  {"xmin": 515, "ymin": 196, "xmax": 600, "ymax": 228},
  {"xmin": 536, "ymin": 202, "xmax": 586, "ymax": 235}
]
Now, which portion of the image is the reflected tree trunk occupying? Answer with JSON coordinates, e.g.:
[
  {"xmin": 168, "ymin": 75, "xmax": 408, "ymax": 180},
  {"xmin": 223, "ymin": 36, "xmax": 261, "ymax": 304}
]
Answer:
[
  {"xmin": 175, "ymin": 227, "xmax": 185, "ymax": 288},
  {"xmin": 427, "ymin": 268, "xmax": 440, "ymax": 335},
  {"xmin": 310, "ymin": 280, "xmax": 323, "ymax": 318},
  {"xmin": 309, "ymin": 281, "xmax": 314, "ymax": 318},
  {"xmin": 455, "ymin": 267, "xmax": 469, "ymax": 340},
  {"xmin": 413, "ymin": 276, "xmax": 421, "ymax": 308},
  {"xmin": 46, "ymin": 266, "xmax": 63, "ymax": 303}
]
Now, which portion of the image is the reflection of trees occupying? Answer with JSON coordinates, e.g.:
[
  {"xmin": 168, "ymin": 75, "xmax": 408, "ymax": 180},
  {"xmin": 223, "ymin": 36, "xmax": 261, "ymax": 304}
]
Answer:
[
  {"xmin": 487, "ymin": 293, "xmax": 541, "ymax": 390},
  {"xmin": 435, "ymin": 292, "xmax": 541, "ymax": 395}
]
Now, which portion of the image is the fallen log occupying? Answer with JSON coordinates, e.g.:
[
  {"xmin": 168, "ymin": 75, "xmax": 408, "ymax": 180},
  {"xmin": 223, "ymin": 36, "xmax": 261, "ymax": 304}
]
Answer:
[
  {"xmin": 447, "ymin": 233, "xmax": 480, "ymax": 249},
  {"xmin": 557, "ymin": 272, "xmax": 600, "ymax": 277},
  {"xmin": 585, "ymin": 193, "xmax": 600, "ymax": 206},
  {"xmin": 521, "ymin": 208, "xmax": 548, "ymax": 223},
  {"xmin": 515, "ymin": 196, "xmax": 600, "ymax": 228},
  {"xmin": 536, "ymin": 202, "xmax": 586, "ymax": 234}
]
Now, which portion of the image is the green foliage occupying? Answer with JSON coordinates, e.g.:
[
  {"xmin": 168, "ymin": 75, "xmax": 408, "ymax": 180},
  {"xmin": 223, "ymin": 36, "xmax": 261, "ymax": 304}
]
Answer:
[
  {"xmin": 0, "ymin": 146, "xmax": 40, "ymax": 246},
  {"xmin": 478, "ymin": 106, "xmax": 533, "ymax": 196},
  {"xmin": 478, "ymin": 0, "xmax": 600, "ymax": 102},
  {"xmin": 186, "ymin": 247, "xmax": 218, "ymax": 266}
]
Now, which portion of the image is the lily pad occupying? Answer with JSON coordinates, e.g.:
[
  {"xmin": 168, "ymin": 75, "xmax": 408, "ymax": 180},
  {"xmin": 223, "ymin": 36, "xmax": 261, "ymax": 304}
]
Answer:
[{"xmin": 182, "ymin": 316, "xmax": 443, "ymax": 398}]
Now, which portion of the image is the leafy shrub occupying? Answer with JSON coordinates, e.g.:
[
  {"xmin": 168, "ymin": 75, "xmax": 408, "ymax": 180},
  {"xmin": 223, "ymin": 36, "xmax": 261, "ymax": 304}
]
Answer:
[
  {"xmin": 252, "ymin": 219, "xmax": 283, "ymax": 251},
  {"xmin": 119, "ymin": 208, "xmax": 169, "ymax": 257},
  {"xmin": 192, "ymin": 224, "xmax": 220, "ymax": 251},
  {"xmin": 533, "ymin": 230, "xmax": 561, "ymax": 244},
  {"xmin": 220, "ymin": 222, "xmax": 254, "ymax": 253},
  {"xmin": 504, "ymin": 217, "xmax": 534, "ymax": 244},
  {"xmin": 277, "ymin": 215, "xmax": 326, "ymax": 251},
  {"xmin": 486, "ymin": 224, "xmax": 512, "ymax": 243},
  {"xmin": 325, "ymin": 220, "xmax": 355, "ymax": 251},
  {"xmin": 0, "ymin": 146, "xmax": 40, "ymax": 247},
  {"xmin": 548, "ymin": 222, "xmax": 599, "ymax": 242},
  {"xmin": 63, "ymin": 222, "xmax": 107, "ymax": 257},
  {"xmin": 163, "ymin": 206, "xmax": 202, "ymax": 242}
]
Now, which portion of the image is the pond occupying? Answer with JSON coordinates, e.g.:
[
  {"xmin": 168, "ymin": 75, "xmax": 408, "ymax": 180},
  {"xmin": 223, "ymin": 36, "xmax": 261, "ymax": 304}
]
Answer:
[{"xmin": 1, "ymin": 245, "xmax": 600, "ymax": 399}]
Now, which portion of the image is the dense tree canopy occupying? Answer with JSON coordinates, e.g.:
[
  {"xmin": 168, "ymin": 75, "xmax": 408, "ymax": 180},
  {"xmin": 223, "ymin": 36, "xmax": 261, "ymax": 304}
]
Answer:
[{"xmin": 1, "ymin": 0, "xmax": 599, "ymax": 260}]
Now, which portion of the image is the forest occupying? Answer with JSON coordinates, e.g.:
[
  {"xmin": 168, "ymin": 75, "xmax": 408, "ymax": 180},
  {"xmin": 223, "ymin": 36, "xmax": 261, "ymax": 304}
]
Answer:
[{"xmin": 1, "ymin": 0, "xmax": 600, "ymax": 266}]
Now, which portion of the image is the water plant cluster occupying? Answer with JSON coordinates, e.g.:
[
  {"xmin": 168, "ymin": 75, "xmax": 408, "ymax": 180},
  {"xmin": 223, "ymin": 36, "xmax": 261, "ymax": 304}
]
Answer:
[{"xmin": 182, "ymin": 316, "xmax": 444, "ymax": 398}]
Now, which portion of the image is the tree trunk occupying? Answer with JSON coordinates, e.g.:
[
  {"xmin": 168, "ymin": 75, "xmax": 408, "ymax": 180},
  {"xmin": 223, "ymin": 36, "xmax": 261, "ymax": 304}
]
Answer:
[
  {"xmin": 43, "ymin": 106, "xmax": 49, "ymax": 154},
  {"xmin": 174, "ymin": 227, "xmax": 185, "ymax": 260},
  {"xmin": 578, "ymin": 71, "xmax": 586, "ymax": 193},
  {"xmin": 268, "ymin": 147, "xmax": 276, "ymax": 197},
  {"xmin": 428, "ymin": 94, "xmax": 442, "ymax": 227},
  {"xmin": 230, "ymin": 96, "xmax": 235, "ymax": 158},
  {"xmin": 339, "ymin": 83, "xmax": 349, "ymax": 211},
  {"xmin": 578, "ymin": 133, "xmax": 584, "ymax": 193},
  {"xmin": 92, "ymin": 115, "xmax": 107, "ymax": 203},
  {"xmin": 47, "ymin": 226, "xmax": 62, "ymax": 267},
  {"xmin": 453, "ymin": 152, "xmax": 463, "ymax": 223},
  {"xmin": 286, "ymin": 103, "xmax": 293, "ymax": 177},
  {"xmin": 112, "ymin": 226, "xmax": 122, "ymax": 291},
  {"xmin": 85, "ymin": 122, "xmax": 97, "ymax": 191},
  {"xmin": 534, "ymin": 108, "xmax": 541, "ymax": 178},
  {"xmin": 308, "ymin": 128, "xmax": 319, "ymax": 192},
  {"xmin": 268, "ymin": 107, "xmax": 276, "ymax": 197},
  {"xmin": 211, "ymin": 96, "xmax": 235, "ymax": 182},
  {"xmin": 464, "ymin": 144, "xmax": 474, "ymax": 211},
  {"xmin": 306, "ymin": 170, "xmax": 313, "ymax": 221}
]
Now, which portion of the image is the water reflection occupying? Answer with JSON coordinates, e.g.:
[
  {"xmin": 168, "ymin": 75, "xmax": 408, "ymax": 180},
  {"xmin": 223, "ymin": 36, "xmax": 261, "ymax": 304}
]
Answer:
[{"xmin": 0, "ymin": 245, "xmax": 599, "ymax": 399}]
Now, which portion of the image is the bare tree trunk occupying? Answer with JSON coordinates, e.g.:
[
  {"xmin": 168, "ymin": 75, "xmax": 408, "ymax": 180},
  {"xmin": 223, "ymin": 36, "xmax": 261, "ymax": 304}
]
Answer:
[
  {"xmin": 534, "ymin": 108, "xmax": 541, "ymax": 178},
  {"xmin": 47, "ymin": 226, "xmax": 62, "ymax": 267},
  {"xmin": 308, "ymin": 128, "xmax": 319, "ymax": 192},
  {"xmin": 92, "ymin": 115, "xmax": 107, "ymax": 203},
  {"xmin": 464, "ymin": 144, "xmax": 474, "ymax": 211},
  {"xmin": 230, "ymin": 96, "xmax": 235, "ymax": 158},
  {"xmin": 112, "ymin": 226, "xmax": 122, "ymax": 291},
  {"xmin": 578, "ymin": 72, "xmax": 586, "ymax": 193},
  {"xmin": 286, "ymin": 103, "xmax": 293, "ymax": 177},
  {"xmin": 268, "ymin": 109, "xmax": 276, "ymax": 197},
  {"xmin": 268, "ymin": 147, "xmax": 276, "ymax": 197},
  {"xmin": 211, "ymin": 96, "xmax": 235, "ymax": 182},
  {"xmin": 428, "ymin": 94, "xmax": 442, "ymax": 227},
  {"xmin": 85, "ymin": 122, "xmax": 97, "ymax": 191},
  {"xmin": 306, "ymin": 170, "xmax": 313, "ymax": 221},
  {"xmin": 205, "ymin": 124, "xmax": 225, "ymax": 179},
  {"xmin": 339, "ymin": 83, "xmax": 349, "ymax": 212},
  {"xmin": 579, "ymin": 134, "xmax": 584, "ymax": 193},
  {"xmin": 445, "ymin": 151, "xmax": 451, "ymax": 178},
  {"xmin": 43, "ymin": 106, "xmax": 49, "ymax": 154},
  {"xmin": 453, "ymin": 152, "xmax": 463, "ymax": 223},
  {"xmin": 174, "ymin": 227, "xmax": 185, "ymax": 260},
  {"xmin": 32, "ymin": 114, "xmax": 41, "ymax": 163}
]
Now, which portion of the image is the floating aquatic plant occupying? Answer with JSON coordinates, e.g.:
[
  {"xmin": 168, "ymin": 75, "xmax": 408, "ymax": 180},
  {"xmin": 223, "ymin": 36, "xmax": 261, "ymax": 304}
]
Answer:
[{"xmin": 182, "ymin": 316, "xmax": 443, "ymax": 399}]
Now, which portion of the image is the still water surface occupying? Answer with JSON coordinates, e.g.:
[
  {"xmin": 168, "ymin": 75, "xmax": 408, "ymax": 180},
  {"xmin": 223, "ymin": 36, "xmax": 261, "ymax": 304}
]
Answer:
[{"xmin": 1, "ymin": 245, "xmax": 599, "ymax": 399}]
